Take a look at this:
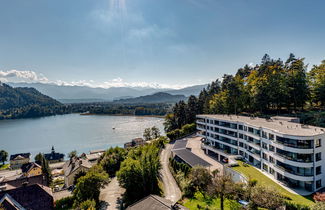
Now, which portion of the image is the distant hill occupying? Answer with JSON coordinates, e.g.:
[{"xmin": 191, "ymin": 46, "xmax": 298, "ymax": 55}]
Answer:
[
  {"xmin": 8, "ymin": 82, "xmax": 170, "ymax": 102},
  {"xmin": 8, "ymin": 82, "xmax": 206, "ymax": 103},
  {"xmin": 114, "ymin": 92, "xmax": 187, "ymax": 104},
  {"xmin": 164, "ymin": 84, "xmax": 208, "ymax": 96},
  {"xmin": 0, "ymin": 82, "xmax": 62, "ymax": 110}
]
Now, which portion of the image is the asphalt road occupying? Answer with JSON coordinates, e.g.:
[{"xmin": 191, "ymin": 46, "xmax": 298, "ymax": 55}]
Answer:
[{"xmin": 160, "ymin": 143, "xmax": 182, "ymax": 203}]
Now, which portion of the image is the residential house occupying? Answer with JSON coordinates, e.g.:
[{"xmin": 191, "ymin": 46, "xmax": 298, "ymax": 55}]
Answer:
[
  {"xmin": 44, "ymin": 146, "xmax": 65, "ymax": 163},
  {"xmin": 0, "ymin": 184, "xmax": 54, "ymax": 210},
  {"xmin": 80, "ymin": 152, "xmax": 103, "ymax": 165},
  {"xmin": 124, "ymin": 138, "xmax": 146, "ymax": 149},
  {"xmin": 63, "ymin": 157, "xmax": 92, "ymax": 187},
  {"xmin": 89, "ymin": 149, "xmax": 105, "ymax": 154},
  {"xmin": 21, "ymin": 162, "xmax": 42, "ymax": 177},
  {"xmin": 10, "ymin": 153, "xmax": 31, "ymax": 170},
  {"xmin": 126, "ymin": 195, "xmax": 188, "ymax": 210},
  {"xmin": 0, "ymin": 174, "xmax": 47, "ymax": 191}
]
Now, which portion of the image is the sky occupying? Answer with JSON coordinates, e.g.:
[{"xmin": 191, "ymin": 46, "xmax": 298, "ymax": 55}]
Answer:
[{"xmin": 0, "ymin": 0, "xmax": 325, "ymax": 89}]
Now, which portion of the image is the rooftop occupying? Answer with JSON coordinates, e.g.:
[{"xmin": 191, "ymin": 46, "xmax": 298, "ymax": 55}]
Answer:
[
  {"xmin": 197, "ymin": 114, "xmax": 325, "ymax": 137},
  {"xmin": 63, "ymin": 157, "xmax": 92, "ymax": 177},
  {"xmin": 10, "ymin": 153, "xmax": 30, "ymax": 161},
  {"xmin": 127, "ymin": 194, "xmax": 188, "ymax": 210},
  {"xmin": 21, "ymin": 162, "xmax": 41, "ymax": 174},
  {"xmin": 172, "ymin": 140, "xmax": 188, "ymax": 150},
  {"xmin": 173, "ymin": 149, "xmax": 212, "ymax": 168},
  {"xmin": 0, "ymin": 184, "xmax": 53, "ymax": 210}
]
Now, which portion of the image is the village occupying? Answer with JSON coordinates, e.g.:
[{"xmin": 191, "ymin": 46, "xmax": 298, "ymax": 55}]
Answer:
[{"xmin": 0, "ymin": 138, "xmax": 146, "ymax": 209}]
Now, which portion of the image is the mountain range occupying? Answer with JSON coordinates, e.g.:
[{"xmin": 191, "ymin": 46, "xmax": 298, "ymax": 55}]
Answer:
[
  {"xmin": 114, "ymin": 92, "xmax": 187, "ymax": 104},
  {"xmin": 8, "ymin": 82, "xmax": 207, "ymax": 103}
]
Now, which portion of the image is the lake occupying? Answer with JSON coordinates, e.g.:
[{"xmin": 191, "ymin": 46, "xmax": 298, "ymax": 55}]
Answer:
[{"xmin": 0, "ymin": 114, "xmax": 164, "ymax": 159}]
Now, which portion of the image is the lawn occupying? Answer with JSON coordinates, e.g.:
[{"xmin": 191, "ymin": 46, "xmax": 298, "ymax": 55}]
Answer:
[
  {"xmin": 182, "ymin": 192, "xmax": 242, "ymax": 210},
  {"xmin": 0, "ymin": 164, "xmax": 9, "ymax": 170},
  {"xmin": 231, "ymin": 161, "xmax": 314, "ymax": 206}
]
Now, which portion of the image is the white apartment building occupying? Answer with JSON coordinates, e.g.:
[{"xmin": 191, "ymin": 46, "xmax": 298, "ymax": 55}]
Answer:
[{"xmin": 196, "ymin": 114, "xmax": 325, "ymax": 192}]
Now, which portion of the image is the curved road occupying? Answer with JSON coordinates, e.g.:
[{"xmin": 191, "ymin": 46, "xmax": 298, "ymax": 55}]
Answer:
[{"xmin": 160, "ymin": 143, "xmax": 182, "ymax": 203}]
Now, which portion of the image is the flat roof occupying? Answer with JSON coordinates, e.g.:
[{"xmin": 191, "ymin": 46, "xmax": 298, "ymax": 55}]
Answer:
[
  {"xmin": 173, "ymin": 149, "xmax": 211, "ymax": 168},
  {"xmin": 172, "ymin": 140, "xmax": 188, "ymax": 150},
  {"xmin": 197, "ymin": 114, "xmax": 325, "ymax": 137}
]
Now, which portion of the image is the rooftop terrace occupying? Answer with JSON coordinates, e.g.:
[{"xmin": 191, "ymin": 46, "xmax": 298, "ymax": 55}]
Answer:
[{"xmin": 197, "ymin": 114, "xmax": 325, "ymax": 137}]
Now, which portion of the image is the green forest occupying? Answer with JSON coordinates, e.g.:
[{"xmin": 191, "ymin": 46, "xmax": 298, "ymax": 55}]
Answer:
[
  {"xmin": 164, "ymin": 54, "xmax": 325, "ymax": 132},
  {"xmin": 0, "ymin": 83, "xmax": 170, "ymax": 119}
]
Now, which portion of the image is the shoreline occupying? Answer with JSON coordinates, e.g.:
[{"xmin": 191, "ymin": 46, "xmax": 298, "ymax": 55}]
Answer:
[{"xmin": 80, "ymin": 113, "xmax": 166, "ymax": 118}]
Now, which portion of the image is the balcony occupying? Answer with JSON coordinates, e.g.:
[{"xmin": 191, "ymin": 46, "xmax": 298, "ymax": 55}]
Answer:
[{"xmin": 276, "ymin": 161, "xmax": 314, "ymax": 177}]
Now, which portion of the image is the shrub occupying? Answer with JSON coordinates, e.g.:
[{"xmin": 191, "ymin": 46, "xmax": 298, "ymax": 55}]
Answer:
[
  {"xmin": 55, "ymin": 196, "xmax": 74, "ymax": 210},
  {"xmin": 167, "ymin": 123, "xmax": 196, "ymax": 141},
  {"xmin": 79, "ymin": 199, "xmax": 96, "ymax": 210},
  {"xmin": 313, "ymin": 192, "xmax": 325, "ymax": 202},
  {"xmin": 285, "ymin": 201, "xmax": 310, "ymax": 210}
]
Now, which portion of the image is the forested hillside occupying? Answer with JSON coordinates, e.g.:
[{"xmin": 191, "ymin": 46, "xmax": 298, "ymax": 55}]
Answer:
[
  {"xmin": 0, "ymin": 82, "xmax": 61, "ymax": 110},
  {"xmin": 0, "ymin": 82, "xmax": 67, "ymax": 119},
  {"xmin": 164, "ymin": 54, "xmax": 325, "ymax": 132},
  {"xmin": 114, "ymin": 92, "xmax": 187, "ymax": 104}
]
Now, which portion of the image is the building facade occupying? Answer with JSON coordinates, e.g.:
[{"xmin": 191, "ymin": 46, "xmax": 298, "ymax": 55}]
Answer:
[
  {"xmin": 197, "ymin": 114, "xmax": 325, "ymax": 192},
  {"xmin": 10, "ymin": 153, "xmax": 31, "ymax": 170}
]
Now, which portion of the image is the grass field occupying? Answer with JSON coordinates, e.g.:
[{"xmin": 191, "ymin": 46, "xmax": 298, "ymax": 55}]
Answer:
[
  {"xmin": 0, "ymin": 164, "xmax": 9, "ymax": 170},
  {"xmin": 182, "ymin": 192, "xmax": 242, "ymax": 210},
  {"xmin": 232, "ymin": 161, "xmax": 314, "ymax": 206}
]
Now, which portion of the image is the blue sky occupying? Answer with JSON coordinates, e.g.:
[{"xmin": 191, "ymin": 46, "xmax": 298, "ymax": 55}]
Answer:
[{"xmin": 0, "ymin": 0, "xmax": 325, "ymax": 88}]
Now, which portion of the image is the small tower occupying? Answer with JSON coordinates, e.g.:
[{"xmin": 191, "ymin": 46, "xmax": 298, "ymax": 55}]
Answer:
[{"xmin": 51, "ymin": 146, "xmax": 55, "ymax": 154}]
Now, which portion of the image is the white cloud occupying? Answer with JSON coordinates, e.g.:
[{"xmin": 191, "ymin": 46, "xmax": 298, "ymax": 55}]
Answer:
[
  {"xmin": 0, "ymin": 69, "xmax": 190, "ymax": 89},
  {"xmin": 0, "ymin": 70, "xmax": 49, "ymax": 83}
]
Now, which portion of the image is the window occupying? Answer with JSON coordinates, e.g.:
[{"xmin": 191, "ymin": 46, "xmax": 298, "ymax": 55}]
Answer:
[
  {"xmin": 269, "ymin": 145, "xmax": 275, "ymax": 152},
  {"xmin": 239, "ymin": 142, "xmax": 244, "ymax": 148},
  {"xmin": 316, "ymin": 180, "xmax": 322, "ymax": 189},
  {"xmin": 238, "ymin": 125, "xmax": 243, "ymax": 130},
  {"xmin": 262, "ymin": 131, "xmax": 267, "ymax": 139},
  {"xmin": 262, "ymin": 153, "xmax": 268, "ymax": 160},
  {"xmin": 316, "ymin": 139, "xmax": 321, "ymax": 148},
  {"xmin": 244, "ymin": 126, "xmax": 247, "ymax": 131},
  {"xmin": 239, "ymin": 133, "xmax": 244, "ymax": 139},
  {"xmin": 263, "ymin": 163, "xmax": 268, "ymax": 171},
  {"xmin": 269, "ymin": 156, "xmax": 275, "ymax": 163},
  {"xmin": 269, "ymin": 167, "xmax": 275, "ymax": 175},
  {"xmin": 316, "ymin": 166, "xmax": 321, "ymax": 175},
  {"xmin": 262, "ymin": 142, "xmax": 268, "ymax": 149},
  {"xmin": 316, "ymin": 153, "xmax": 322, "ymax": 161},
  {"xmin": 269, "ymin": 134, "xmax": 274, "ymax": 140}
]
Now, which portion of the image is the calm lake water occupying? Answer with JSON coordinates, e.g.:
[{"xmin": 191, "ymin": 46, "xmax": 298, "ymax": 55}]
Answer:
[{"xmin": 0, "ymin": 114, "xmax": 164, "ymax": 159}]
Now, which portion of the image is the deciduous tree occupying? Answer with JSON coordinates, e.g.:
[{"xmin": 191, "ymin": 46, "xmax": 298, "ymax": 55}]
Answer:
[{"xmin": 0, "ymin": 150, "xmax": 8, "ymax": 165}]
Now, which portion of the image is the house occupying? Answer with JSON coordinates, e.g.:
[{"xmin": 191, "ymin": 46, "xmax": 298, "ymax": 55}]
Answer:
[
  {"xmin": 63, "ymin": 157, "xmax": 92, "ymax": 187},
  {"xmin": 197, "ymin": 114, "xmax": 325, "ymax": 192},
  {"xmin": 126, "ymin": 195, "xmax": 188, "ymax": 210},
  {"xmin": 10, "ymin": 153, "xmax": 31, "ymax": 170},
  {"xmin": 0, "ymin": 184, "xmax": 54, "ymax": 210},
  {"xmin": 21, "ymin": 162, "xmax": 42, "ymax": 177},
  {"xmin": 44, "ymin": 146, "xmax": 65, "ymax": 163},
  {"xmin": 0, "ymin": 174, "xmax": 47, "ymax": 191},
  {"xmin": 80, "ymin": 152, "xmax": 103, "ymax": 165},
  {"xmin": 124, "ymin": 138, "xmax": 146, "ymax": 149},
  {"xmin": 89, "ymin": 149, "xmax": 105, "ymax": 154}
]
